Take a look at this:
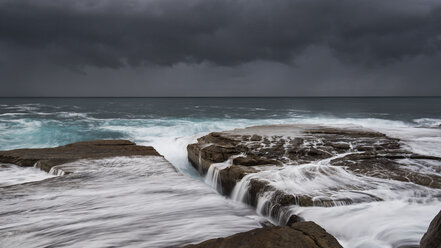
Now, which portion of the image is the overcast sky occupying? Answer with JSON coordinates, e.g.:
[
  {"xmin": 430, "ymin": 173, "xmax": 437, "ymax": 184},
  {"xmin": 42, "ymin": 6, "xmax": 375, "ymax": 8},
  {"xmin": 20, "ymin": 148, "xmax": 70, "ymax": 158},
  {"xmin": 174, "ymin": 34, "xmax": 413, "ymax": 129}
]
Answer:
[{"xmin": 1, "ymin": 0, "xmax": 441, "ymax": 96}]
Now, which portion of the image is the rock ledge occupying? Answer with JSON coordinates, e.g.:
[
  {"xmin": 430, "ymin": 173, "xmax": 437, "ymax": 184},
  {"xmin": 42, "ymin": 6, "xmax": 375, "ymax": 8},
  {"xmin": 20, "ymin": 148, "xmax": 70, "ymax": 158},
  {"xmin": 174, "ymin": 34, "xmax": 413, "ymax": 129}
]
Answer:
[{"xmin": 0, "ymin": 140, "xmax": 160, "ymax": 173}]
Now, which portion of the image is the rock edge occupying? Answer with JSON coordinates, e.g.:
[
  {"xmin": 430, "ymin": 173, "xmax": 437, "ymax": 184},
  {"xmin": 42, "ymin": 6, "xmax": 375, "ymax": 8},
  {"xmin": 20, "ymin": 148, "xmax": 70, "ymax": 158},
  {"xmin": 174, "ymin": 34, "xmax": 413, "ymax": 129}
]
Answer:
[
  {"xmin": 0, "ymin": 140, "xmax": 161, "ymax": 173},
  {"xmin": 184, "ymin": 221, "xmax": 342, "ymax": 248}
]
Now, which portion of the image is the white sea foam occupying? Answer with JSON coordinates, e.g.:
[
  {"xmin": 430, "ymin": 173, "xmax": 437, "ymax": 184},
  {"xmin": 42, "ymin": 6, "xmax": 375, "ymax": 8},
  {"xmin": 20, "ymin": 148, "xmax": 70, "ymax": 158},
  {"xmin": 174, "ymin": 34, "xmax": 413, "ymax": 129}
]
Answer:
[
  {"xmin": 55, "ymin": 112, "xmax": 89, "ymax": 118},
  {"xmin": 1, "ymin": 100, "xmax": 441, "ymax": 247},
  {"xmin": 0, "ymin": 163, "xmax": 55, "ymax": 187},
  {"xmin": 0, "ymin": 113, "xmax": 28, "ymax": 117},
  {"xmin": 0, "ymin": 157, "xmax": 263, "ymax": 248},
  {"xmin": 94, "ymin": 116, "xmax": 441, "ymax": 247},
  {"xmin": 227, "ymin": 134, "xmax": 441, "ymax": 247},
  {"xmin": 294, "ymin": 200, "xmax": 440, "ymax": 248},
  {"xmin": 413, "ymin": 117, "xmax": 441, "ymax": 127}
]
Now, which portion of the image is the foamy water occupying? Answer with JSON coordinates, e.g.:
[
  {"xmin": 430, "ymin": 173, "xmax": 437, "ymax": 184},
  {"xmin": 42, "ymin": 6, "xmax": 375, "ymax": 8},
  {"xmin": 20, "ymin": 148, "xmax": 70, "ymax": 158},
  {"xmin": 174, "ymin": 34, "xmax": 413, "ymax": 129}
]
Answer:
[
  {"xmin": 0, "ymin": 163, "xmax": 55, "ymax": 187},
  {"xmin": 0, "ymin": 157, "xmax": 263, "ymax": 248},
  {"xmin": 0, "ymin": 98, "xmax": 440, "ymax": 247},
  {"xmin": 225, "ymin": 151, "xmax": 440, "ymax": 247}
]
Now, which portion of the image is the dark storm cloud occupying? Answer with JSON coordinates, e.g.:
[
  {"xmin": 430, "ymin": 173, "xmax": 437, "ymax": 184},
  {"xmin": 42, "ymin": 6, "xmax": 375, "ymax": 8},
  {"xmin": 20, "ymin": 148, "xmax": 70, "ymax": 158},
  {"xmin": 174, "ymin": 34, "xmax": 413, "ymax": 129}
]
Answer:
[
  {"xmin": 1, "ymin": 0, "xmax": 441, "ymax": 96},
  {"xmin": 1, "ymin": 0, "xmax": 441, "ymax": 68}
]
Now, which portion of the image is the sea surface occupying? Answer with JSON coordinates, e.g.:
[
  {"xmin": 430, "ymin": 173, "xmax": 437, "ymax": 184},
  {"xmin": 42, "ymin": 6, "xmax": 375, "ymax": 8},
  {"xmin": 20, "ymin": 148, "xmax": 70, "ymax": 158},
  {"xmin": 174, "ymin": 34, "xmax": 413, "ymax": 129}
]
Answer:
[{"xmin": 0, "ymin": 97, "xmax": 440, "ymax": 248}]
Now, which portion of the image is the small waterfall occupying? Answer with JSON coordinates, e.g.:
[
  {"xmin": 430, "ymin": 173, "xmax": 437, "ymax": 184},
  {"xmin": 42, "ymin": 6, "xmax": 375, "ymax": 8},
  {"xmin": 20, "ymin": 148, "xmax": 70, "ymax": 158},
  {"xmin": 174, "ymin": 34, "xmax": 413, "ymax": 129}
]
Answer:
[
  {"xmin": 231, "ymin": 175, "xmax": 295, "ymax": 224},
  {"xmin": 33, "ymin": 161, "xmax": 41, "ymax": 168},
  {"xmin": 231, "ymin": 174, "xmax": 253, "ymax": 202},
  {"xmin": 48, "ymin": 167, "xmax": 65, "ymax": 176},
  {"xmin": 255, "ymin": 191, "xmax": 294, "ymax": 224},
  {"xmin": 204, "ymin": 156, "xmax": 238, "ymax": 193},
  {"xmin": 228, "ymin": 151, "xmax": 373, "ymax": 224},
  {"xmin": 35, "ymin": 161, "xmax": 65, "ymax": 176},
  {"xmin": 198, "ymin": 150, "xmax": 202, "ymax": 174},
  {"xmin": 255, "ymin": 191, "xmax": 277, "ymax": 217}
]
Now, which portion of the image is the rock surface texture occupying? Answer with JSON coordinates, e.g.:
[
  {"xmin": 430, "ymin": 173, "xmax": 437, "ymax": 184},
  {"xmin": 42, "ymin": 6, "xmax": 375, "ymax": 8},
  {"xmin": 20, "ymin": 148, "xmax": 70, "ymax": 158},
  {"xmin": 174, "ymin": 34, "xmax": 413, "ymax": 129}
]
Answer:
[
  {"xmin": 184, "ymin": 221, "xmax": 342, "ymax": 248},
  {"xmin": 187, "ymin": 124, "xmax": 441, "ymax": 219},
  {"xmin": 0, "ymin": 140, "xmax": 160, "ymax": 173},
  {"xmin": 420, "ymin": 210, "xmax": 441, "ymax": 248}
]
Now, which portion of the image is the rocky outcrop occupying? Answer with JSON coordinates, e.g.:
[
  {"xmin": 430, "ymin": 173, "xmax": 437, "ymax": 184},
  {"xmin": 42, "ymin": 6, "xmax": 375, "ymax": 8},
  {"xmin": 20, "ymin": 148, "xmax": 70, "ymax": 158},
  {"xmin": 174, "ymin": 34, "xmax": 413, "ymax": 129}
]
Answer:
[
  {"xmin": 0, "ymin": 140, "xmax": 160, "ymax": 173},
  {"xmin": 187, "ymin": 124, "xmax": 441, "ymax": 211},
  {"xmin": 184, "ymin": 221, "xmax": 342, "ymax": 248},
  {"xmin": 420, "ymin": 210, "xmax": 441, "ymax": 248}
]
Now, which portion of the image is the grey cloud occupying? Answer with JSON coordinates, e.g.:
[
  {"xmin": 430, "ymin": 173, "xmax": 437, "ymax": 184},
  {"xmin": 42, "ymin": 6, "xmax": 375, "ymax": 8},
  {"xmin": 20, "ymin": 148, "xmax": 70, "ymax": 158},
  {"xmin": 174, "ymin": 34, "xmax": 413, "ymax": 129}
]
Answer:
[
  {"xmin": 1, "ymin": 0, "xmax": 441, "ymax": 68},
  {"xmin": 2, "ymin": 45, "xmax": 441, "ymax": 97}
]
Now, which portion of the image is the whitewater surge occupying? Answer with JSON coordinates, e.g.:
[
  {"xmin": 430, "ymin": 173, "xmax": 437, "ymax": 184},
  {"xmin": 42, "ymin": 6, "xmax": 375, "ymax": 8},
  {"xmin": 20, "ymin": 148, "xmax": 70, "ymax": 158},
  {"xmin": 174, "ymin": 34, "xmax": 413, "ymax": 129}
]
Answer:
[
  {"xmin": 200, "ymin": 126, "xmax": 441, "ymax": 247},
  {"xmin": 0, "ymin": 163, "xmax": 55, "ymax": 187},
  {"xmin": 226, "ymin": 153, "xmax": 440, "ymax": 246},
  {"xmin": 1, "ymin": 98, "xmax": 441, "ymax": 248},
  {"xmin": 0, "ymin": 157, "xmax": 263, "ymax": 248}
]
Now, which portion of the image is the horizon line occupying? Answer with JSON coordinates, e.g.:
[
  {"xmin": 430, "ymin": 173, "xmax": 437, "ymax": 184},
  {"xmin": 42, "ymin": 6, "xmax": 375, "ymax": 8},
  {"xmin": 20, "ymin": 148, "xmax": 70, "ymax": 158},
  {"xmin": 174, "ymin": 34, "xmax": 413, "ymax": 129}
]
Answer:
[{"xmin": 0, "ymin": 96, "xmax": 440, "ymax": 98}]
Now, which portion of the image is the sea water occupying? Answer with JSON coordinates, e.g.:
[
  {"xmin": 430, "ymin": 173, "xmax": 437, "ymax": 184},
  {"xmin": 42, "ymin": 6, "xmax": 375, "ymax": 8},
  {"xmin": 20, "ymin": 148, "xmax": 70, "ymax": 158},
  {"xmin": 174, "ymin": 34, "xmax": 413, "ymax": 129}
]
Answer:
[{"xmin": 0, "ymin": 97, "xmax": 440, "ymax": 247}]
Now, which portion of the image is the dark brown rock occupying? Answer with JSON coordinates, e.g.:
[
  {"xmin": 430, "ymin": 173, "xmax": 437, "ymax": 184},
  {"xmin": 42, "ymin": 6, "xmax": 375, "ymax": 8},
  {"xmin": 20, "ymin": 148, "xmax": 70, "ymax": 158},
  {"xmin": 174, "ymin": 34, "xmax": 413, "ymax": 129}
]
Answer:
[
  {"xmin": 420, "ymin": 210, "xmax": 441, "ymax": 248},
  {"xmin": 0, "ymin": 140, "xmax": 161, "ymax": 173},
  {"xmin": 233, "ymin": 155, "xmax": 281, "ymax": 166},
  {"xmin": 188, "ymin": 125, "xmax": 441, "ymax": 202},
  {"xmin": 306, "ymin": 127, "xmax": 386, "ymax": 137},
  {"xmin": 290, "ymin": 222, "xmax": 343, "ymax": 248},
  {"xmin": 250, "ymin": 135, "xmax": 262, "ymax": 141},
  {"xmin": 331, "ymin": 153, "xmax": 441, "ymax": 189},
  {"xmin": 285, "ymin": 214, "xmax": 304, "ymax": 226},
  {"xmin": 218, "ymin": 165, "xmax": 257, "ymax": 195},
  {"xmin": 183, "ymin": 221, "xmax": 342, "ymax": 248},
  {"xmin": 187, "ymin": 124, "xmax": 441, "ymax": 226}
]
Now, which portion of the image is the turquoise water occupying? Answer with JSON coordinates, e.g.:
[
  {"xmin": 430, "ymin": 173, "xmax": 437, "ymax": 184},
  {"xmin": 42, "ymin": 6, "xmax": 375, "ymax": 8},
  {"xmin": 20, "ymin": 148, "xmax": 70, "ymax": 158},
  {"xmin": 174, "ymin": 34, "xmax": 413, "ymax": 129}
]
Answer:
[
  {"xmin": 1, "ymin": 97, "xmax": 440, "ymax": 173},
  {"xmin": 1, "ymin": 97, "xmax": 440, "ymax": 148}
]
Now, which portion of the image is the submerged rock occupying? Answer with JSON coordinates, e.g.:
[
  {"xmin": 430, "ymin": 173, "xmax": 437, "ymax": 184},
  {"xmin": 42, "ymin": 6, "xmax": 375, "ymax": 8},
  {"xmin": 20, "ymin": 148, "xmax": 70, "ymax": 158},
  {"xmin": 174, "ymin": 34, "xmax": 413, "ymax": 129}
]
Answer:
[
  {"xmin": 420, "ymin": 210, "xmax": 441, "ymax": 248},
  {"xmin": 184, "ymin": 221, "xmax": 342, "ymax": 248},
  {"xmin": 0, "ymin": 140, "xmax": 160, "ymax": 173}
]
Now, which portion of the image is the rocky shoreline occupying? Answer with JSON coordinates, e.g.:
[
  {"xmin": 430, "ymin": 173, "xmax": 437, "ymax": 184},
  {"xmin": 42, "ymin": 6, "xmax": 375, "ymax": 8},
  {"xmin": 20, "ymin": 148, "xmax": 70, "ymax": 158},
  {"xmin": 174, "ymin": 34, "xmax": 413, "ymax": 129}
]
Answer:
[
  {"xmin": 188, "ymin": 125, "xmax": 441, "ymax": 211},
  {"xmin": 0, "ymin": 135, "xmax": 440, "ymax": 247},
  {"xmin": 187, "ymin": 124, "xmax": 441, "ymax": 246}
]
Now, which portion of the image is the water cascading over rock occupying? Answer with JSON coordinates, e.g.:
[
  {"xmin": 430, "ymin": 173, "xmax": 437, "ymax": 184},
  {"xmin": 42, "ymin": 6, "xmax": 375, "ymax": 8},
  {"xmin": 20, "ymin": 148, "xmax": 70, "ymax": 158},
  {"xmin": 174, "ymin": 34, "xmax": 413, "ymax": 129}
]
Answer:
[{"xmin": 187, "ymin": 124, "xmax": 441, "ymax": 237}]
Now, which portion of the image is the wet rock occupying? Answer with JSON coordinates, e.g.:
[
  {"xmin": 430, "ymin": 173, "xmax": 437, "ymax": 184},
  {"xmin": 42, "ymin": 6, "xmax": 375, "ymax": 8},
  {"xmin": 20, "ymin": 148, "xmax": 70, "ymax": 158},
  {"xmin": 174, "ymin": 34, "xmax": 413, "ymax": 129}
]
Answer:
[
  {"xmin": 287, "ymin": 146, "xmax": 333, "ymax": 161},
  {"xmin": 420, "ymin": 210, "xmax": 441, "ymax": 248},
  {"xmin": 331, "ymin": 153, "xmax": 441, "ymax": 189},
  {"xmin": 306, "ymin": 127, "xmax": 386, "ymax": 137},
  {"xmin": 290, "ymin": 222, "xmax": 343, "ymax": 248},
  {"xmin": 187, "ymin": 124, "xmax": 441, "ymax": 225},
  {"xmin": 188, "ymin": 125, "xmax": 441, "ymax": 200},
  {"xmin": 0, "ymin": 140, "xmax": 161, "ymax": 173},
  {"xmin": 250, "ymin": 135, "xmax": 262, "ymax": 141},
  {"xmin": 233, "ymin": 155, "xmax": 281, "ymax": 166},
  {"xmin": 218, "ymin": 165, "xmax": 257, "ymax": 195},
  {"xmin": 285, "ymin": 214, "xmax": 305, "ymax": 226},
  {"xmin": 184, "ymin": 221, "xmax": 342, "ymax": 248}
]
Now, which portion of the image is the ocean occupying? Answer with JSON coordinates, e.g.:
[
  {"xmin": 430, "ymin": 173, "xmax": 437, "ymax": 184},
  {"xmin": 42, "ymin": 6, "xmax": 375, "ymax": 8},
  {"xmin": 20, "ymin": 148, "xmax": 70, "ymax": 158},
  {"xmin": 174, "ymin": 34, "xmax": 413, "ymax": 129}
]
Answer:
[{"xmin": 1, "ymin": 97, "xmax": 440, "ymax": 247}]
